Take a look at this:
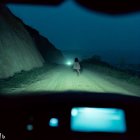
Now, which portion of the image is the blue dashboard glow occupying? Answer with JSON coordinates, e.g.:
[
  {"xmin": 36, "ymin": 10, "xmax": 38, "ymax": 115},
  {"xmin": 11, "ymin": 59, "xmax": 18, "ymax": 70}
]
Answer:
[
  {"xmin": 49, "ymin": 118, "xmax": 59, "ymax": 127},
  {"xmin": 71, "ymin": 107, "xmax": 126, "ymax": 133},
  {"xmin": 26, "ymin": 124, "xmax": 33, "ymax": 131}
]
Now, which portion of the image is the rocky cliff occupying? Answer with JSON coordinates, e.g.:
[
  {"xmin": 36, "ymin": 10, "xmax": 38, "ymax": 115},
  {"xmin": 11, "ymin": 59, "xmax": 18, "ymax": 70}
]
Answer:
[
  {"xmin": 0, "ymin": 5, "xmax": 64, "ymax": 79},
  {"xmin": 0, "ymin": 4, "xmax": 45, "ymax": 78}
]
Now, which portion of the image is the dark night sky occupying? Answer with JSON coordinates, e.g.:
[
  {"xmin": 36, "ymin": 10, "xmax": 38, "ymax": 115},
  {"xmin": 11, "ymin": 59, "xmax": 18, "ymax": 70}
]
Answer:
[{"xmin": 8, "ymin": 1, "xmax": 140, "ymax": 64}]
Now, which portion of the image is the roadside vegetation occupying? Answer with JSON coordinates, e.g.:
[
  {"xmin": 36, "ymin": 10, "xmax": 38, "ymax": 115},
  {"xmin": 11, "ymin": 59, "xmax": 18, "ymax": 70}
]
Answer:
[
  {"xmin": 81, "ymin": 55, "xmax": 140, "ymax": 86},
  {"xmin": 0, "ymin": 63, "xmax": 57, "ymax": 92}
]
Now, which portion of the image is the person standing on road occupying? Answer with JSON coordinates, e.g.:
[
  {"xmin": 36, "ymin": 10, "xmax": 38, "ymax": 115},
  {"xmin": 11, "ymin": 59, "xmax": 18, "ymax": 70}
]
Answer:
[{"xmin": 73, "ymin": 57, "xmax": 80, "ymax": 75}]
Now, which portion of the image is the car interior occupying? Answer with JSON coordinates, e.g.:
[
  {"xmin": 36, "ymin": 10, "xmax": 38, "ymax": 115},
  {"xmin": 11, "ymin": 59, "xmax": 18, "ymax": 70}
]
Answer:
[{"xmin": 0, "ymin": 0, "xmax": 140, "ymax": 140}]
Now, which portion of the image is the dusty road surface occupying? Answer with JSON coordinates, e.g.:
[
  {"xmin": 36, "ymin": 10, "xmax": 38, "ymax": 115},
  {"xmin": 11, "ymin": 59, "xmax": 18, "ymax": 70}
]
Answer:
[{"xmin": 6, "ymin": 65, "xmax": 140, "ymax": 96}]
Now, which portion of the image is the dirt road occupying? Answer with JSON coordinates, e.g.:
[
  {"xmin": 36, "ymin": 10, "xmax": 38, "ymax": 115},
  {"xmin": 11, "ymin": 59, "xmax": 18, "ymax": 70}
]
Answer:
[{"xmin": 10, "ymin": 66, "xmax": 140, "ymax": 96}]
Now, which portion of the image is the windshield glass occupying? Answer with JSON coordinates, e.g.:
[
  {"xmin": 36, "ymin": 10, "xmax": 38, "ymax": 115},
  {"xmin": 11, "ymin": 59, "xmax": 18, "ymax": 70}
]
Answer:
[{"xmin": 0, "ymin": 1, "xmax": 140, "ymax": 96}]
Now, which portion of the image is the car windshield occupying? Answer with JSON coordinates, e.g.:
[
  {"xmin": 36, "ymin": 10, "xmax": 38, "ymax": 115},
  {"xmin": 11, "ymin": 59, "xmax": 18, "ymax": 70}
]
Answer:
[{"xmin": 0, "ymin": 1, "xmax": 140, "ymax": 96}]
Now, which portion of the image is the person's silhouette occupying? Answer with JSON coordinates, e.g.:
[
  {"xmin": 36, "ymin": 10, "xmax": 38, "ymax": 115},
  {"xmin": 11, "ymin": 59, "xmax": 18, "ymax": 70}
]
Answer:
[{"xmin": 73, "ymin": 58, "xmax": 80, "ymax": 75}]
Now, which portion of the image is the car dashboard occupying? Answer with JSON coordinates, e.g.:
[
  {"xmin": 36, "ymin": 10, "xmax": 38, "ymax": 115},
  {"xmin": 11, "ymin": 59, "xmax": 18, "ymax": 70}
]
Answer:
[{"xmin": 0, "ymin": 92, "xmax": 140, "ymax": 140}]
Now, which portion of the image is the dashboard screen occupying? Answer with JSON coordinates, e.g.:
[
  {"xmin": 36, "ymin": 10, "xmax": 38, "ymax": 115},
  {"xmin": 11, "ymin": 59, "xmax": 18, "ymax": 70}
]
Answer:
[{"xmin": 71, "ymin": 107, "xmax": 126, "ymax": 133}]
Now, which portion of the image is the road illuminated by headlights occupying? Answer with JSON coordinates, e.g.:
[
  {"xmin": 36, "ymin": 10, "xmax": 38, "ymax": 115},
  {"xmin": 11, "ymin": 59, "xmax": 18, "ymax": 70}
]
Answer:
[{"xmin": 6, "ymin": 66, "xmax": 140, "ymax": 96}]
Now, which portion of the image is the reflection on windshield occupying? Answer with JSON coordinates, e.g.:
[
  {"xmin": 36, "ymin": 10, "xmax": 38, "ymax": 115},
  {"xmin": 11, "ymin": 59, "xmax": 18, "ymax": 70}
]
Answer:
[{"xmin": 0, "ymin": 2, "xmax": 140, "ymax": 96}]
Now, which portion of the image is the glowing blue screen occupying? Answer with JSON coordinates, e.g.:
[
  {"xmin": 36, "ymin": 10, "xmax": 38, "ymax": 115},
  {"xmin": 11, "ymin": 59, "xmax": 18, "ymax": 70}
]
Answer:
[{"xmin": 71, "ymin": 107, "xmax": 126, "ymax": 133}]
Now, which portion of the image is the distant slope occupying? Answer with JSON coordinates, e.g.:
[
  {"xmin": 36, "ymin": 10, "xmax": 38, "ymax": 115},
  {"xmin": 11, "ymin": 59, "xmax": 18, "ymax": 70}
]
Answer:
[{"xmin": 25, "ymin": 25, "xmax": 64, "ymax": 64}]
